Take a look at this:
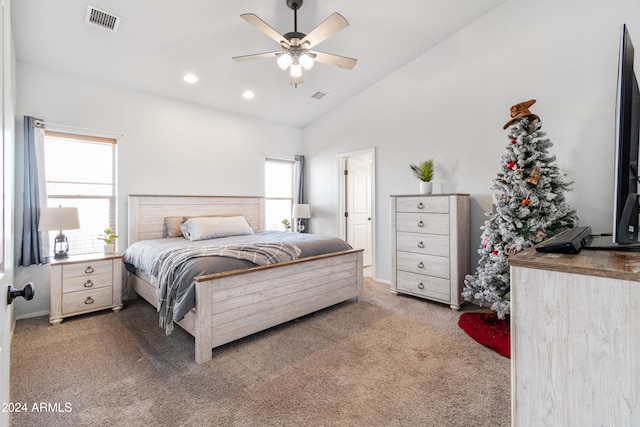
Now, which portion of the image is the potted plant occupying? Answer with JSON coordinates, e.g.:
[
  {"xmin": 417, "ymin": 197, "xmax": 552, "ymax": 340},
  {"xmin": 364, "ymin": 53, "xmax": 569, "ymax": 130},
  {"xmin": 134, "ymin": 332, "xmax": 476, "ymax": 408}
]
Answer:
[
  {"xmin": 281, "ymin": 218, "xmax": 292, "ymax": 232},
  {"xmin": 97, "ymin": 227, "xmax": 118, "ymax": 254},
  {"xmin": 410, "ymin": 159, "xmax": 435, "ymax": 194}
]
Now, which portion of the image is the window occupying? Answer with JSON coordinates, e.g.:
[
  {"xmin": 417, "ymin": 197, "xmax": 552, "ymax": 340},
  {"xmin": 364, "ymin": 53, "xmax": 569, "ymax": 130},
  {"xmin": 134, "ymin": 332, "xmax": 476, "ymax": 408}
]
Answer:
[
  {"xmin": 44, "ymin": 131, "xmax": 116, "ymax": 255},
  {"xmin": 265, "ymin": 158, "xmax": 294, "ymax": 231}
]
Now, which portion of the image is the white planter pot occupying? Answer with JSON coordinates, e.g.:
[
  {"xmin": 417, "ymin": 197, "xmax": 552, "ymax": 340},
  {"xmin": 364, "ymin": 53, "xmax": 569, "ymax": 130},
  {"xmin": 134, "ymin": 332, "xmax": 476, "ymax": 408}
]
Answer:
[
  {"xmin": 419, "ymin": 181, "xmax": 433, "ymax": 195},
  {"xmin": 103, "ymin": 243, "xmax": 116, "ymax": 254}
]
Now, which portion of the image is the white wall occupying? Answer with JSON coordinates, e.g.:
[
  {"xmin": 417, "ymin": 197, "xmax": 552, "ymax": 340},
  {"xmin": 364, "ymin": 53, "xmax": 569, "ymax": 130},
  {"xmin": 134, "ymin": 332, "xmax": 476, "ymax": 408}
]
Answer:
[
  {"xmin": 303, "ymin": 0, "xmax": 640, "ymax": 283},
  {"xmin": 13, "ymin": 63, "xmax": 302, "ymax": 317}
]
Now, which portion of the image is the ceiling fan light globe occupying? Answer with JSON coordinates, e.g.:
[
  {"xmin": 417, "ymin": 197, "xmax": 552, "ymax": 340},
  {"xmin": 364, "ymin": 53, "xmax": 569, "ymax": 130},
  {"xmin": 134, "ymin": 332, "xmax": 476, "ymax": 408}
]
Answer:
[
  {"xmin": 290, "ymin": 63, "xmax": 303, "ymax": 78},
  {"xmin": 277, "ymin": 53, "xmax": 293, "ymax": 70},
  {"xmin": 299, "ymin": 53, "xmax": 314, "ymax": 70}
]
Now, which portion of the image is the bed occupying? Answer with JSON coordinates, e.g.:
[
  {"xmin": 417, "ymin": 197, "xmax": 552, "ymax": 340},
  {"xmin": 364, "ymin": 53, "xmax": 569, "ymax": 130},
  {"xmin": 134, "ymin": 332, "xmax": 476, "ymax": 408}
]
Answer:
[{"xmin": 125, "ymin": 195, "xmax": 363, "ymax": 364}]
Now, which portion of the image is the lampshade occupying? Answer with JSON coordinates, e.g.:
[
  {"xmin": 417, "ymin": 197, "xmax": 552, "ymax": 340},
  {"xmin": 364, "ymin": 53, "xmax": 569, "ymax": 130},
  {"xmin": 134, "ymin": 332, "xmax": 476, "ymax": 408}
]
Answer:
[
  {"xmin": 277, "ymin": 53, "xmax": 292, "ymax": 70},
  {"xmin": 299, "ymin": 53, "xmax": 314, "ymax": 70},
  {"xmin": 39, "ymin": 206, "xmax": 80, "ymax": 259},
  {"xmin": 290, "ymin": 62, "xmax": 303, "ymax": 78},
  {"xmin": 292, "ymin": 204, "xmax": 311, "ymax": 219},
  {"xmin": 38, "ymin": 207, "xmax": 80, "ymax": 231}
]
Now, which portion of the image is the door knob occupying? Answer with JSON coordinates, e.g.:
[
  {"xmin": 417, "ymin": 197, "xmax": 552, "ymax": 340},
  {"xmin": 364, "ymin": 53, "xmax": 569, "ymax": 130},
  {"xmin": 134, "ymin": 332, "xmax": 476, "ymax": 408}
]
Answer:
[{"xmin": 7, "ymin": 283, "xmax": 36, "ymax": 305}]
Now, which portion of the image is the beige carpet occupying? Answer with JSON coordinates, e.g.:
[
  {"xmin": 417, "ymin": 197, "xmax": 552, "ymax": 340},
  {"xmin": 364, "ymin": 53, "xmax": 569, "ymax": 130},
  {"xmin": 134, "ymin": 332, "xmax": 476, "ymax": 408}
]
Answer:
[{"xmin": 10, "ymin": 278, "xmax": 510, "ymax": 427}]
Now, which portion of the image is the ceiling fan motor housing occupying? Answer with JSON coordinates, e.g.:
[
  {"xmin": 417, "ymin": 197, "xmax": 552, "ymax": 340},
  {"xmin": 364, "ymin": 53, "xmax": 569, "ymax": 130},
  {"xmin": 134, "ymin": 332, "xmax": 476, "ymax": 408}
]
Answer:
[
  {"xmin": 286, "ymin": 0, "xmax": 303, "ymax": 10},
  {"xmin": 284, "ymin": 31, "xmax": 306, "ymax": 43}
]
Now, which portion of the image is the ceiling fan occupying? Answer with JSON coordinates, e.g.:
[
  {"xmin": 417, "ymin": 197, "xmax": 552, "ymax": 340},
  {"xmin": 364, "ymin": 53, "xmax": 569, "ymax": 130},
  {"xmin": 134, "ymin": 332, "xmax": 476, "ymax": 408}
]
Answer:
[{"xmin": 232, "ymin": 0, "xmax": 357, "ymax": 87}]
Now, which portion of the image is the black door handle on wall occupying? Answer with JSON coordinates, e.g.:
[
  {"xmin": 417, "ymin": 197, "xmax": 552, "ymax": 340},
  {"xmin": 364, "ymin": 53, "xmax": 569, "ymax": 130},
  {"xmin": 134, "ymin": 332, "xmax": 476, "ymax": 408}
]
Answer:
[{"xmin": 7, "ymin": 283, "xmax": 35, "ymax": 305}]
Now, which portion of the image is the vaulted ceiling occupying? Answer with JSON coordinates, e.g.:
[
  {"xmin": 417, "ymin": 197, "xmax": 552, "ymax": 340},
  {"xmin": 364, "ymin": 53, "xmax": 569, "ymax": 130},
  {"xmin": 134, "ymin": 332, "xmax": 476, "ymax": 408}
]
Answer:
[{"xmin": 12, "ymin": 0, "xmax": 506, "ymax": 128}]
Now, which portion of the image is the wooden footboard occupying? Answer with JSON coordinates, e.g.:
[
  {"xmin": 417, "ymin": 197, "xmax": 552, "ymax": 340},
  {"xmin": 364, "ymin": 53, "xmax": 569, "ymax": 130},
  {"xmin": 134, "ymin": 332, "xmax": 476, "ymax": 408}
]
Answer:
[{"xmin": 130, "ymin": 249, "xmax": 363, "ymax": 364}]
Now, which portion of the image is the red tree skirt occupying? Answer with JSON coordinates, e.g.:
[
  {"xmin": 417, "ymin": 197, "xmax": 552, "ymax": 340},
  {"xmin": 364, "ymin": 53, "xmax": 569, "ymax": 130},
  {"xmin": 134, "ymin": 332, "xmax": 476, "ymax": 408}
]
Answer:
[{"xmin": 458, "ymin": 312, "xmax": 510, "ymax": 358}]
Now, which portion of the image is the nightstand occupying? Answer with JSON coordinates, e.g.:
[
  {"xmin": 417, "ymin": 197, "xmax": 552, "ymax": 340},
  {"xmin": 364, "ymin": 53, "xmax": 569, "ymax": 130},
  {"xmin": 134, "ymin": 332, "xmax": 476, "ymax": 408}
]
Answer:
[{"xmin": 49, "ymin": 253, "xmax": 123, "ymax": 325}]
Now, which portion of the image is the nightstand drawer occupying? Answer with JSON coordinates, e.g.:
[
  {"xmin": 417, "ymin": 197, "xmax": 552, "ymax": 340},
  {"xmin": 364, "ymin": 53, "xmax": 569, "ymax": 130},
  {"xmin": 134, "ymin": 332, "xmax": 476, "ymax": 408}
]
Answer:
[
  {"xmin": 396, "ymin": 196, "xmax": 449, "ymax": 213},
  {"xmin": 396, "ymin": 212, "xmax": 449, "ymax": 235},
  {"xmin": 396, "ymin": 232, "xmax": 449, "ymax": 256},
  {"xmin": 62, "ymin": 287, "xmax": 113, "ymax": 315},
  {"xmin": 63, "ymin": 259, "xmax": 112, "ymax": 278},
  {"xmin": 396, "ymin": 271, "xmax": 450, "ymax": 301},
  {"xmin": 396, "ymin": 251, "xmax": 450, "ymax": 279},
  {"xmin": 62, "ymin": 273, "xmax": 112, "ymax": 293}
]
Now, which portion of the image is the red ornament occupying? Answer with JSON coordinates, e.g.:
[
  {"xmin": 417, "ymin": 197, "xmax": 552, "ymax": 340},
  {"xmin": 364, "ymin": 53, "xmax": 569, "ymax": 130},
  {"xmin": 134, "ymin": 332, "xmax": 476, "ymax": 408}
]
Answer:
[
  {"xmin": 510, "ymin": 138, "xmax": 517, "ymax": 144},
  {"xmin": 506, "ymin": 161, "xmax": 515, "ymax": 170},
  {"xmin": 522, "ymin": 198, "xmax": 530, "ymax": 206},
  {"xmin": 491, "ymin": 251, "xmax": 498, "ymax": 256}
]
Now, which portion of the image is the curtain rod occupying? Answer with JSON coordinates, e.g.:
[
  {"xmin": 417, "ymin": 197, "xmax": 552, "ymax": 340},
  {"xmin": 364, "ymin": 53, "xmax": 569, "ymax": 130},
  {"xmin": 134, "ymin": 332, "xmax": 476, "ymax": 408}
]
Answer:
[{"xmin": 34, "ymin": 120, "xmax": 124, "ymax": 138}]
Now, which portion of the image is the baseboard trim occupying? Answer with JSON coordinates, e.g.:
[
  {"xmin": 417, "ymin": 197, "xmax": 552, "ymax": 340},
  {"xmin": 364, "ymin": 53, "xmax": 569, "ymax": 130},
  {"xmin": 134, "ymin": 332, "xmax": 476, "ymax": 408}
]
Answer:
[{"xmin": 15, "ymin": 309, "xmax": 49, "ymax": 321}]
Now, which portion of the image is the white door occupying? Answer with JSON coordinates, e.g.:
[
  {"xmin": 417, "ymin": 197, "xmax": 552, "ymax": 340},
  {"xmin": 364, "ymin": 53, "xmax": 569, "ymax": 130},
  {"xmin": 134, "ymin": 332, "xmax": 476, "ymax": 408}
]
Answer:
[
  {"xmin": 0, "ymin": 2, "xmax": 14, "ymax": 424},
  {"xmin": 345, "ymin": 157, "xmax": 372, "ymax": 266}
]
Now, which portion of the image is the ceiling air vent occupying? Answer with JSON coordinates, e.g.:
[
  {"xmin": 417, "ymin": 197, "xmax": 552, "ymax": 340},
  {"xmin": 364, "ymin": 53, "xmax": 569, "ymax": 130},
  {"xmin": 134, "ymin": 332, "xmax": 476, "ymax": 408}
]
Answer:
[
  {"xmin": 311, "ymin": 91, "xmax": 327, "ymax": 100},
  {"xmin": 85, "ymin": 5, "xmax": 121, "ymax": 32}
]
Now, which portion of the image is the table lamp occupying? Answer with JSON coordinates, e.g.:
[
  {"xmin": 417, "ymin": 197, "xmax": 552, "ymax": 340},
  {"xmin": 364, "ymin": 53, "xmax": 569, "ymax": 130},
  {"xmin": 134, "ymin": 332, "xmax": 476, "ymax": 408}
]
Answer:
[
  {"xmin": 38, "ymin": 206, "xmax": 80, "ymax": 258},
  {"xmin": 292, "ymin": 204, "xmax": 311, "ymax": 233}
]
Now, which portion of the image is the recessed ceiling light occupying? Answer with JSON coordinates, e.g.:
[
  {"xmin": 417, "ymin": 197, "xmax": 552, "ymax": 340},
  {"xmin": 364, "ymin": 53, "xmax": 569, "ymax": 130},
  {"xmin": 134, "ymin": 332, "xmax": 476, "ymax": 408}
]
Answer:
[
  {"xmin": 183, "ymin": 74, "xmax": 198, "ymax": 83},
  {"xmin": 243, "ymin": 90, "xmax": 255, "ymax": 99}
]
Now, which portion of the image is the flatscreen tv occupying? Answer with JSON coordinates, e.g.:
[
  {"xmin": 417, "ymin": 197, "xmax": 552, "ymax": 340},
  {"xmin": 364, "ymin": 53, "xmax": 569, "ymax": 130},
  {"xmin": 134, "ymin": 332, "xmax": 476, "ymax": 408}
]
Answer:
[
  {"xmin": 614, "ymin": 24, "xmax": 640, "ymax": 244},
  {"xmin": 588, "ymin": 24, "xmax": 640, "ymax": 249}
]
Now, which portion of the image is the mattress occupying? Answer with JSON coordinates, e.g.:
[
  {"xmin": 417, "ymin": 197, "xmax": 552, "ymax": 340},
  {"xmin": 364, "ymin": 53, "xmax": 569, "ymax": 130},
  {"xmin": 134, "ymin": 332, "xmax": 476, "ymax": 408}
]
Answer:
[{"xmin": 123, "ymin": 230, "xmax": 352, "ymax": 322}]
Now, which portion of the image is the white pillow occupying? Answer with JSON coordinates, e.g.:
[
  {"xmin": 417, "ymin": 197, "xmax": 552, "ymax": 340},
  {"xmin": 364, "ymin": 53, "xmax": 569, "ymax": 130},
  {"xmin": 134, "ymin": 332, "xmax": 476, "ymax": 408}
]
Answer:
[{"xmin": 180, "ymin": 216, "xmax": 254, "ymax": 241}]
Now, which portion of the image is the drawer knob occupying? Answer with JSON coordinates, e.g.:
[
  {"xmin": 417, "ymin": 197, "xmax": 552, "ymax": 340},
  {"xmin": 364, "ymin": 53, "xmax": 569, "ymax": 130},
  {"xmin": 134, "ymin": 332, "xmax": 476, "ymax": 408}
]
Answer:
[
  {"xmin": 418, "ymin": 282, "xmax": 425, "ymax": 290},
  {"xmin": 417, "ymin": 241, "xmax": 424, "ymax": 248},
  {"xmin": 418, "ymin": 262, "xmax": 424, "ymax": 269},
  {"xmin": 85, "ymin": 297, "xmax": 94, "ymax": 305},
  {"xmin": 417, "ymin": 220, "xmax": 424, "ymax": 228},
  {"xmin": 83, "ymin": 280, "xmax": 94, "ymax": 288},
  {"xmin": 84, "ymin": 266, "xmax": 94, "ymax": 274},
  {"xmin": 417, "ymin": 202, "xmax": 424, "ymax": 209}
]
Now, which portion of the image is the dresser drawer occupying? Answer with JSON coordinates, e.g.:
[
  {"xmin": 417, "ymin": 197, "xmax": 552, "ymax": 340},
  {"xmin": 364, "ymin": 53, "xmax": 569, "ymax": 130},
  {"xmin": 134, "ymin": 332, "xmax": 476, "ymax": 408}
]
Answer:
[
  {"xmin": 62, "ymin": 273, "xmax": 112, "ymax": 293},
  {"xmin": 396, "ymin": 251, "xmax": 450, "ymax": 279},
  {"xmin": 63, "ymin": 259, "xmax": 113, "ymax": 278},
  {"xmin": 396, "ymin": 212, "xmax": 449, "ymax": 235},
  {"xmin": 396, "ymin": 196, "xmax": 449, "ymax": 213},
  {"xmin": 396, "ymin": 232, "xmax": 449, "ymax": 256},
  {"xmin": 396, "ymin": 270, "xmax": 451, "ymax": 301},
  {"xmin": 62, "ymin": 286, "xmax": 113, "ymax": 315}
]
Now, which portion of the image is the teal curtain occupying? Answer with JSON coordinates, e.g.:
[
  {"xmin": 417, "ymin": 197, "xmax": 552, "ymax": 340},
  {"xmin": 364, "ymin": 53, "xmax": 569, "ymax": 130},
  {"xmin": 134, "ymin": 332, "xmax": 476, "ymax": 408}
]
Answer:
[
  {"xmin": 294, "ymin": 155, "xmax": 307, "ymax": 232},
  {"xmin": 20, "ymin": 116, "xmax": 48, "ymax": 266}
]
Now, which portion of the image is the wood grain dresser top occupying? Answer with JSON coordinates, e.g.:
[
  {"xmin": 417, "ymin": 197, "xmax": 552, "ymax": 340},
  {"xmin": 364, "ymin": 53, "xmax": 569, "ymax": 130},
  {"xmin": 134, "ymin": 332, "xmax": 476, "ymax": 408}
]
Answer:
[{"xmin": 509, "ymin": 247, "xmax": 640, "ymax": 282}]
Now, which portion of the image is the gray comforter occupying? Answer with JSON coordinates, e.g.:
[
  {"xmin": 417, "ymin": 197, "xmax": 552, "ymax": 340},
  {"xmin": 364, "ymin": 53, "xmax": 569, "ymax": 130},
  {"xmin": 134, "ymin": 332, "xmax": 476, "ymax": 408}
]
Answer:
[{"xmin": 123, "ymin": 231, "xmax": 352, "ymax": 331}]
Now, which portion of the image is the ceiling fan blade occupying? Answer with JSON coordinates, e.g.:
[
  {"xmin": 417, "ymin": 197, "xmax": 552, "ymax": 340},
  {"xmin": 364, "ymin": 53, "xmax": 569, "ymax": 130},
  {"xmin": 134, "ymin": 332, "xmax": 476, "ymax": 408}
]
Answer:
[
  {"xmin": 310, "ymin": 51, "xmax": 357, "ymax": 70},
  {"xmin": 300, "ymin": 12, "xmax": 349, "ymax": 49},
  {"xmin": 232, "ymin": 51, "xmax": 281, "ymax": 62},
  {"xmin": 240, "ymin": 13, "xmax": 290, "ymax": 47}
]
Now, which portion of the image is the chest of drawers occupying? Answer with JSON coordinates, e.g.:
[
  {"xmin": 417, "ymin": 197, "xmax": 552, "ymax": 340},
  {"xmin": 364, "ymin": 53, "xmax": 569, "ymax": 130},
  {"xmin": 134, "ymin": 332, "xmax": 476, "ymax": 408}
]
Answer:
[
  {"xmin": 49, "ymin": 253, "xmax": 123, "ymax": 325},
  {"xmin": 391, "ymin": 194, "xmax": 469, "ymax": 309}
]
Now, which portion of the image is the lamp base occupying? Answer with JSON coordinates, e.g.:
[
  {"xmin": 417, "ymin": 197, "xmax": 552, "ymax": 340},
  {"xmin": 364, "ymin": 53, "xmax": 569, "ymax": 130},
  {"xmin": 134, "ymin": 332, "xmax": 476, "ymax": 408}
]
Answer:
[{"xmin": 53, "ymin": 233, "xmax": 70, "ymax": 258}]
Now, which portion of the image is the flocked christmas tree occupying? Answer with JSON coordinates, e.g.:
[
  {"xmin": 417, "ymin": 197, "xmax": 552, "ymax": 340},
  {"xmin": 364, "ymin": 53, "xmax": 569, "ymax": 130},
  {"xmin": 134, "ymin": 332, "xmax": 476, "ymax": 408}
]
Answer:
[{"xmin": 462, "ymin": 99, "xmax": 579, "ymax": 319}]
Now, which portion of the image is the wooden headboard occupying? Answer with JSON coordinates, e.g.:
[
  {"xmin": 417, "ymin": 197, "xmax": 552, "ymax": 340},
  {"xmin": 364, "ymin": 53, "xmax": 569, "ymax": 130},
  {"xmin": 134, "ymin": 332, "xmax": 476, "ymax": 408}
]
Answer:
[{"xmin": 128, "ymin": 195, "xmax": 265, "ymax": 244}]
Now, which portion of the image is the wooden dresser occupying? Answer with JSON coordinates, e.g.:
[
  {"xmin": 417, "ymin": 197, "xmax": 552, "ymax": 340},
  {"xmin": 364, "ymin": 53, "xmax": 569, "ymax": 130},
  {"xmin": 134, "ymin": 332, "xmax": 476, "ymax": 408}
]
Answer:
[
  {"xmin": 390, "ymin": 194, "xmax": 469, "ymax": 309},
  {"xmin": 49, "ymin": 253, "xmax": 123, "ymax": 325},
  {"xmin": 509, "ymin": 248, "xmax": 640, "ymax": 426}
]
